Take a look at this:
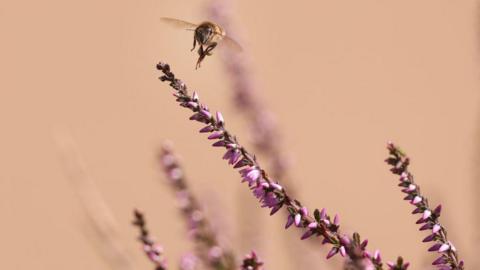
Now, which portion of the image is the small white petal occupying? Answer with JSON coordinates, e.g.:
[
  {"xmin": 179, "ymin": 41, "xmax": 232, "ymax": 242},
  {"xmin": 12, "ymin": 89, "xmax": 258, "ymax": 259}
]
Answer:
[
  {"xmin": 448, "ymin": 241, "xmax": 457, "ymax": 252},
  {"xmin": 294, "ymin": 214, "xmax": 301, "ymax": 226},
  {"xmin": 412, "ymin": 196, "xmax": 422, "ymax": 204},
  {"xmin": 422, "ymin": 210, "xmax": 432, "ymax": 220},
  {"xmin": 438, "ymin": 244, "xmax": 450, "ymax": 252}
]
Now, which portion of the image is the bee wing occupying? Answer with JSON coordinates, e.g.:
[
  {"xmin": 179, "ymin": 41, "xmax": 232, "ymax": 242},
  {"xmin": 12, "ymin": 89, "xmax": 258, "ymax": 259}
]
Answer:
[
  {"xmin": 160, "ymin": 17, "xmax": 197, "ymax": 30},
  {"xmin": 221, "ymin": 35, "xmax": 243, "ymax": 52}
]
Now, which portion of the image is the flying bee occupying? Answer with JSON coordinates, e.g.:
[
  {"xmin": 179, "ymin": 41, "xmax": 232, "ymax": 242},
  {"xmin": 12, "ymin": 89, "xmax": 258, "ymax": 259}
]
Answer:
[{"xmin": 160, "ymin": 17, "xmax": 242, "ymax": 69}]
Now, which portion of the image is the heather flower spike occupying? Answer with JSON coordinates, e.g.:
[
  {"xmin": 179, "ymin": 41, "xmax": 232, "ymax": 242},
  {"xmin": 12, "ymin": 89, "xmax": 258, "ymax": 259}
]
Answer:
[
  {"xmin": 386, "ymin": 142, "xmax": 464, "ymax": 270},
  {"xmin": 159, "ymin": 143, "xmax": 236, "ymax": 270},
  {"xmin": 156, "ymin": 62, "xmax": 401, "ymax": 269},
  {"xmin": 132, "ymin": 210, "xmax": 168, "ymax": 270}
]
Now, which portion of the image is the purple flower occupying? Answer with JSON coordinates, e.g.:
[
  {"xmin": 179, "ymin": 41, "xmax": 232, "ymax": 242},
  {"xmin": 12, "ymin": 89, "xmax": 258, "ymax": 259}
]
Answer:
[
  {"xmin": 261, "ymin": 191, "xmax": 280, "ymax": 208},
  {"xmin": 294, "ymin": 213, "xmax": 302, "ymax": 227},
  {"xmin": 308, "ymin": 222, "xmax": 318, "ymax": 229},
  {"xmin": 438, "ymin": 244, "xmax": 450, "ymax": 253},
  {"xmin": 326, "ymin": 247, "xmax": 339, "ymax": 259},
  {"xmin": 412, "ymin": 196, "xmax": 422, "ymax": 205},
  {"xmin": 223, "ymin": 148, "xmax": 242, "ymax": 165},
  {"xmin": 199, "ymin": 126, "xmax": 214, "ymax": 133},
  {"xmin": 240, "ymin": 166, "xmax": 261, "ymax": 186},
  {"xmin": 208, "ymin": 131, "xmax": 224, "ymax": 140},
  {"xmin": 301, "ymin": 230, "xmax": 314, "ymax": 240},
  {"xmin": 285, "ymin": 215, "xmax": 295, "ymax": 229},
  {"xmin": 216, "ymin": 111, "xmax": 224, "ymax": 125}
]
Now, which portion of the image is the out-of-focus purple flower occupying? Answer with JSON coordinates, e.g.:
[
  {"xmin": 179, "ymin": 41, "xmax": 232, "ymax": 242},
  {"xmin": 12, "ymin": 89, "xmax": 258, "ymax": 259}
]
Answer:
[
  {"xmin": 179, "ymin": 253, "xmax": 198, "ymax": 270},
  {"xmin": 159, "ymin": 143, "xmax": 236, "ymax": 270},
  {"xmin": 208, "ymin": 246, "xmax": 224, "ymax": 262},
  {"xmin": 386, "ymin": 142, "xmax": 464, "ymax": 270}
]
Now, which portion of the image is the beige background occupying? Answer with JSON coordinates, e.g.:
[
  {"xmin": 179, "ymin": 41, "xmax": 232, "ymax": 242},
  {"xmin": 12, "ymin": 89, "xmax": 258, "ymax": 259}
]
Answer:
[{"xmin": 0, "ymin": 0, "xmax": 478, "ymax": 269}]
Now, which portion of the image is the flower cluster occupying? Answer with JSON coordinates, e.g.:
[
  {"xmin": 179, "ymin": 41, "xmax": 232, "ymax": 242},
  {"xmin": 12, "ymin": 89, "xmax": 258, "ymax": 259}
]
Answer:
[
  {"xmin": 240, "ymin": 251, "xmax": 264, "ymax": 270},
  {"xmin": 159, "ymin": 143, "xmax": 236, "ymax": 270},
  {"xmin": 156, "ymin": 62, "xmax": 409, "ymax": 270},
  {"xmin": 386, "ymin": 142, "xmax": 464, "ymax": 270},
  {"xmin": 132, "ymin": 210, "xmax": 168, "ymax": 270}
]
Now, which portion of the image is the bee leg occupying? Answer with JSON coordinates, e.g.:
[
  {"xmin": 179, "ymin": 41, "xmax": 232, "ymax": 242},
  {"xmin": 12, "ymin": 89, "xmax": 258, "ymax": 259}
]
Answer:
[
  {"xmin": 196, "ymin": 58, "xmax": 202, "ymax": 69},
  {"xmin": 196, "ymin": 54, "xmax": 206, "ymax": 69},
  {"xmin": 197, "ymin": 45, "xmax": 204, "ymax": 56},
  {"xmin": 191, "ymin": 37, "xmax": 196, "ymax": 52},
  {"xmin": 196, "ymin": 46, "xmax": 206, "ymax": 69},
  {"xmin": 196, "ymin": 54, "xmax": 207, "ymax": 69},
  {"xmin": 204, "ymin": 42, "xmax": 217, "ymax": 56}
]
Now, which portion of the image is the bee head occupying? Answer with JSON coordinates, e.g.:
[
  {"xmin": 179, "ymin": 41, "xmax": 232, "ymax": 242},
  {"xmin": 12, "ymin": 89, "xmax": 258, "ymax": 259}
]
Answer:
[{"xmin": 195, "ymin": 24, "xmax": 213, "ymax": 44}]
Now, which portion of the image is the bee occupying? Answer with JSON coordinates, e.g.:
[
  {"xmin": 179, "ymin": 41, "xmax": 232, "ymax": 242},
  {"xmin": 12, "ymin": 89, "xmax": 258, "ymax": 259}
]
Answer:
[{"xmin": 161, "ymin": 17, "xmax": 242, "ymax": 69}]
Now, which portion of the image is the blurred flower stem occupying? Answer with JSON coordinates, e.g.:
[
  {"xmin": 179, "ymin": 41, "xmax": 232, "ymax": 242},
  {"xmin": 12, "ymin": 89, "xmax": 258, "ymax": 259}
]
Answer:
[
  {"xmin": 159, "ymin": 142, "xmax": 237, "ymax": 270},
  {"xmin": 55, "ymin": 133, "xmax": 135, "ymax": 270}
]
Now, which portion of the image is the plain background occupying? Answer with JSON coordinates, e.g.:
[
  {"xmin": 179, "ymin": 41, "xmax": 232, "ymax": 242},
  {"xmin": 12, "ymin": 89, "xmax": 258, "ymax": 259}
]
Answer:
[{"xmin": 0, "ymin": 0, "xmax": 478, "ymax": 269}]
